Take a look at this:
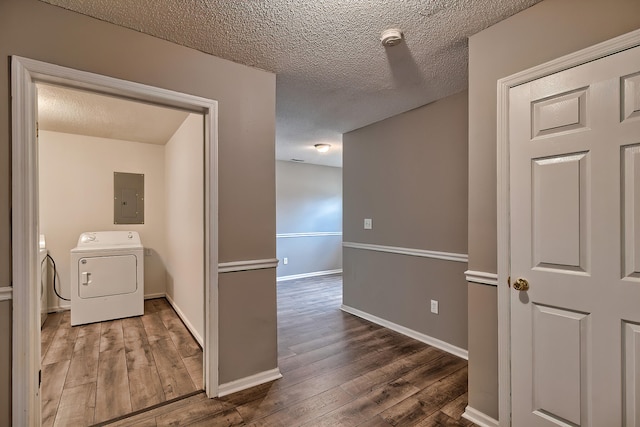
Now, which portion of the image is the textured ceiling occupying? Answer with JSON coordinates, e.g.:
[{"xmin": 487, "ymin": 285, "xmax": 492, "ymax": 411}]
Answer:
[
  {"xmin": 38, "ymin": 84, "xmax": 189, "ymax": 145},
  {"xmin": 40, "ymin": 0, "xmax": 541, "ymax": 167}
]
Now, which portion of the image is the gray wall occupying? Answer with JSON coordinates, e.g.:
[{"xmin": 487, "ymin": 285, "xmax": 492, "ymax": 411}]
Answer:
[
  {"xmin": 0, "ymin": 0, "xmax": 276, "ymax": 421},
  {"xmin": 343, "ymin": 90, "xmax": 468, "ymax": 350},
  {"xmin": 276, "ymin": 161, "xmax": 342, "ymax": 278},
  {"xmin": 467, "ymin": 0, "xmax": 640, "ymax": 419}
]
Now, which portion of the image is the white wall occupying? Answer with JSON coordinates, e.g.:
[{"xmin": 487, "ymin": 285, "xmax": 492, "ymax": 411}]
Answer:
[
  {"xmin": 164, "ymin": 113, "xmax": 204, "ymax": 342},
  {"xmin": 39, "ymin": 131, "xmax": 167, "ymax": 310}
]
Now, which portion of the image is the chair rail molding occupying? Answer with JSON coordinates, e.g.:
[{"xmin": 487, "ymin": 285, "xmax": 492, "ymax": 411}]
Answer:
[
  {"xmin": 218, "ymin": 258, "xmax": 279, "ymax": 273},
  {"xmin": 343, "ymin": 242, "xmax": 468, "ymax": 263},
  {"xmin": 0, "ymin": 287, "xmax": 12, "ymax": 301},
  {"xmin": 464, "ymin": 270, "xmax": 499, "ymax": 286}
]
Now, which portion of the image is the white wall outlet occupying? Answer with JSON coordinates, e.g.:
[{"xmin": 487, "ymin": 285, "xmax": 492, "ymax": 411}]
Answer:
[
  {"xmin": 364, "ymin": 218, "xmax": 372, "ymax": 230},
  {"xmin": 144, "ymin": 248, "xmax": 152, "ymax": 256},
  {"xmin": 430, "ymin": 299, "xmax": 439, "ymax": 314},
  {"xmin": 283, "ymin": 257, "xmax": 288, "ymax": 265}
]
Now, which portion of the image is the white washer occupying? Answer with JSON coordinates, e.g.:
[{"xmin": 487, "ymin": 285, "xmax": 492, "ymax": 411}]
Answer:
[
  {"xmin": 70, "ymin": 231, "xmax": 144, "ymax": 326},
  {"xmin": 39, "ymin": 234, "xmax": 48, "ymax": 327}
]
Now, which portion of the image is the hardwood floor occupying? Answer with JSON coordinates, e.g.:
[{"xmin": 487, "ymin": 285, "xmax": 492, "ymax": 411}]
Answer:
[
  {"xmin": 41, "ymin": 298, "xmax": 203, "ymax": 426},
  {"xmin": 103, "ymin": 274, "xmax": 475, "ymax": 427}
]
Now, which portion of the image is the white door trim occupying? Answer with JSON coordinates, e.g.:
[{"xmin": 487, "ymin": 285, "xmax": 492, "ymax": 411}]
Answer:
[
  {"xmin": 496, "ymin": 29, "xmax": 640, "ymax": 426},
  {"xmin": 11, "ymin": 56, "xmax": 219, "ymax": 426}
]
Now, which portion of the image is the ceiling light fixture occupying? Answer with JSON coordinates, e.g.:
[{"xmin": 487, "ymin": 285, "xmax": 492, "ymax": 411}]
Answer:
[
  {"xmin": 381, "ymin": 28, "xmax": 403, "ymax": 47},
  {"xmin": 314, "ymin": 143, "xmax": 331, "ymax": 153}
]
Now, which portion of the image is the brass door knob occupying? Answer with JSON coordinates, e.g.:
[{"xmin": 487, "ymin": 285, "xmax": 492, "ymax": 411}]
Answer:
[{"xmin": 513, "ymin": 278, "xmax": 529, "ymax": 291}]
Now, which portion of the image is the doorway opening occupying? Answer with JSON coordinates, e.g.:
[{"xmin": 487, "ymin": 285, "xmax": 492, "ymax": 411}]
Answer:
[
  {"xmin": 11, "ymin": 56, "xmax": 219, "ymax": 426},
  {"xmin": 37, "ymin": 83, "xmax": 206, "ymax": 424}
]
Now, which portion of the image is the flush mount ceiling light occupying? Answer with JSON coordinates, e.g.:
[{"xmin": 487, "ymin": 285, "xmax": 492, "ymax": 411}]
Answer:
[
  {"xmin": 314, "ymin": 143, "xmax": 331, "ymax": 153},
  {"xmin": 381, "ymin": 28, "xmax": 403, "ymax": 47}
]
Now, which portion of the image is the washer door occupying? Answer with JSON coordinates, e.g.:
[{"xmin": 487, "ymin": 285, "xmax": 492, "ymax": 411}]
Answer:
[{"xmin": 78, "ymin": 254, "xmax": 138, "ymax": 298}]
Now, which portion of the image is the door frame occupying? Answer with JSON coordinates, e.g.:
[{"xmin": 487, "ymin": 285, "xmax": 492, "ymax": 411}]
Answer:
[
  {"xmin": 496, "ymin": 29, "xmax": 640, "ymax": 426},
  {"xmin": 11, "ymin": 56, "xmax": 219, "ymax": 426}
]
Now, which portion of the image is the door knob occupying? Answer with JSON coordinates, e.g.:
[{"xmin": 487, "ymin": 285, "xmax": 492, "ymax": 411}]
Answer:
[{"xmin": 513, "ymin": 278, "xmax": 529, "ymax": 291}]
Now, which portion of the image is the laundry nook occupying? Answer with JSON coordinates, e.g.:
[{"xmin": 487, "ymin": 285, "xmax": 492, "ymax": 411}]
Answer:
[
  {"xmin": 70, "ymin": 231, "xmax": 144, "ymax": 326},
  {"xmin": 35, "ymin": 87, "xmax": 207, "ymax": 424}
]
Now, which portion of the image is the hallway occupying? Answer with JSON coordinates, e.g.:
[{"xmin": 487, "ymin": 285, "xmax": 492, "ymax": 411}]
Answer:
[{"xmin": 103, "ymin": 274, "xmax": 473, "ymax": 426}]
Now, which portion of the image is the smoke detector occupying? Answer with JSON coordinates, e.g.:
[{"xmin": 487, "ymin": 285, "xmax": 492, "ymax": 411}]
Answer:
[{"xmin": 381, "ymin": 29, "xmax": 403, "ymax": 47}]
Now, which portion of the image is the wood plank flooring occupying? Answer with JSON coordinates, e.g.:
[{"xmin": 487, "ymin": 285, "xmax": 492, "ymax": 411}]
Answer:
[
  {"xmin": 103, "ymin": 274, "xmax": 475, "ymax": 427},
  {"xmin": 41, "ymin": 298, "xmax": 203, "ymax": 426}
]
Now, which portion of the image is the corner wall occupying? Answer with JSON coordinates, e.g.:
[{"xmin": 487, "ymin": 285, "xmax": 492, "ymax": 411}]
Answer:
[
  {"xmin": 343, "ymin": 90, "xmax": 468, "ymax": 351},
  {"xmin": 276, "ymin": 161, "xmax": 342, "ymax": 280},
  {"xmin": 467, "ymin": 0, "xmax": 640, "ymax": 419},
  {"xmin": 165, "ymin": 113, "xmax": 205, "ymax": 342},
  {"xmin": 0, "ymin": 0, "xmax": 276, "ymax": 420}
]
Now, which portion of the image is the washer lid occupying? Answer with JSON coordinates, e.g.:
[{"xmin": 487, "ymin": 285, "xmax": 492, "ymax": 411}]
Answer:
[{"xmin": 72, "ymin": 231, "xmax": 143, "ymax": 252}]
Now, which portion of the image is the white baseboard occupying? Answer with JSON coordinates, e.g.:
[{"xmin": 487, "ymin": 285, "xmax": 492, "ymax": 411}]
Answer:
[
  {"xmin": 144, "ymin": 292, "xmax": 166, "ymax": 300},
  {"xmin": 462, "ymin": 406, "xmax": 500, "ymax": 427},
  {"xmin": 340, "ymin": 304, "xmax": 468, "ymax": 360},
  {"xmin": 217, "ymin": 368, "xmax": 282, "ymax": 397},
  {"xmin": 165, "ymin": 293, "xmax": 203, "ymax": 347},
  {"xmin": 277, "ymin": 269, "xmax": 342, "ymax": 282},
  {"xmin": 47, "ymin": 304, "xmax": 70, "ymax": 313}
]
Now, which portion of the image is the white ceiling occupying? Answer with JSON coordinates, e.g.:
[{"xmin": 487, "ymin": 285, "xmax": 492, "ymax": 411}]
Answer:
[
  {"xmin": 38, "ymin": 84, "xmax": 190, "ymax": 145},
  {"xmin": 39, "ymin": 0, "xmax": 541, "ymax": 167}
]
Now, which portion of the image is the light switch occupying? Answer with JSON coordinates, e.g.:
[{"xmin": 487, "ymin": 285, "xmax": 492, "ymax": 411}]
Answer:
[
  {"xmin": 364, "ymin": 218, "xmax": 372, "ymax": 230},
  {"xmin": 430, "ymin": 300, "xmax": 439, "ymax": 314}
]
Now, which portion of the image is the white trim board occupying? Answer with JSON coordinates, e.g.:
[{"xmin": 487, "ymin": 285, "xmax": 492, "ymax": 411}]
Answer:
[
  {"xmin": 218, "ymin": 258, "xmax": 279, "ymax": 273},
  {"xmin": 277, "ymin": 269, "xmax": 342, "ymax": 282},
  {"xmin": 46, "ymin": 304, "xmax": 70, "ymax": 313},
  {"xmin": 343, "ymin": 242, "xmax": 468, "ymax": 263},
  {"xmin": 10, "ymin": 55, "xmax": 219, "ymax": 426},
  {"xmin": 341, "ymin": 304, "xmax": 468, "ymax": 360},
  {"xmin": 464, "ymin": 270, "xmax": 498, "ymax": 287},
  {"xmin": 144, "ymin": 293, "xmax": 167, "ymax": 300},
  {"xmin": 0, "ymin": 287, "xmax": 12, "ymax": 301},
  {"xmin": 276, "ymin": 232, "xmax": 342, "ymax": 238},
  {"xmin": 217, "ymin": 368, "xmax": 282, "ymax": 397},
  {"xmin": 496, "ymin": 29, "xmax": 640, "ymax": 427},
  {"xmin": 165, "ymin": 293, "xmax": 203, "ymax": 347},
  {"xmin": 462, "ymin": 406, "xmax": 499, "ymax": 427}
]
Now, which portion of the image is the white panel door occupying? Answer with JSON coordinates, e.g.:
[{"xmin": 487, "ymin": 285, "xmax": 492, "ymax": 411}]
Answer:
[
  {"xmin": 77, "ymin": 254, "xmax": 138, "ymax": 299},
  {"xmin": 510, "ymin": 45, "xmax": 640, "ymax": 426}
]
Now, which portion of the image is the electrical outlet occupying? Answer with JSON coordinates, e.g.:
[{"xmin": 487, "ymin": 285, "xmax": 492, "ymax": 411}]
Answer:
[
  {"xmin": 283, "ymin": 257, "xmax": 288, "ymax": 265},
  {"xmin": 430, "ymin": 300, "xmax": 439, "ymax": 314},
  {"xmin": 144, "ymin": 248, "xmax": 152, "ymax": 256},
  {"xmin": 364, "ymin": 218, "xmax": 372, "ymax": 230}
]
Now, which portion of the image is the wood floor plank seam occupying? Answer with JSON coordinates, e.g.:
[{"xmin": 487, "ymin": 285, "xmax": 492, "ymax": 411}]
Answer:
[
  {"xmin": 42, "ymin": 299, "xmax": 204, "ymax": 426},
  {"xmin": 45, "ymin": 275, "xmax": 475, "ymax": 427}
]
